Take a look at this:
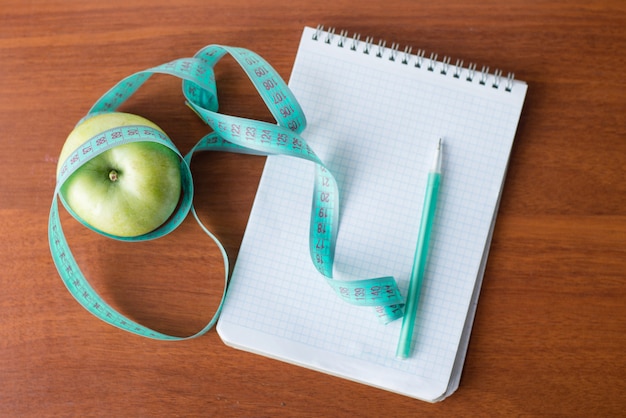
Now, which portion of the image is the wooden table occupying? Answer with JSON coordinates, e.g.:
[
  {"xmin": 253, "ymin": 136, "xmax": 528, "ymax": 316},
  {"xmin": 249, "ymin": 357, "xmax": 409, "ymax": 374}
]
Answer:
[{"xmin": 2, "ymin": 0, "xmax": 624, "ymax": 416}]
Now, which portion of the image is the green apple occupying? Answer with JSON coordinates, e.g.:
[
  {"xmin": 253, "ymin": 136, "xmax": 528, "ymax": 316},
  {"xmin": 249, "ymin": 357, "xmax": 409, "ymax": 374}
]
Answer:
[{"xmin": 57, "ymin": 112, "xmax": 182, "ymax": 237}]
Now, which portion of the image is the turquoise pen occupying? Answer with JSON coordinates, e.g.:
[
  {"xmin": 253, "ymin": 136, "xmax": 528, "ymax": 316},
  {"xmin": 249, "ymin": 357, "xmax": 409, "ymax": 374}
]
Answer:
[{"xmin": 396, "ymin": 138, "xmax": 443, "ymax": 359}]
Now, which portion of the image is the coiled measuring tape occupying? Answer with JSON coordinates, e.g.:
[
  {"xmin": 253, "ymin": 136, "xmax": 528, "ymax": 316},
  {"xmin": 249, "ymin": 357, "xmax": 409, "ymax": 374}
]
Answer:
[{"xmin": 49, "ymin": 44, "xmax": 405, "ymax": 340}]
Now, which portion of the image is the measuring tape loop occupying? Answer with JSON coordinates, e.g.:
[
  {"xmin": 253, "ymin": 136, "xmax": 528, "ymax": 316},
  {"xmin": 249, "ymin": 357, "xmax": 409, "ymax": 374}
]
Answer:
[
  {"xmin": 191, "ymin": 45, "xmax": 306, "ymax": 133},
  {"xmin": 49, "ymin": 200, "xmax": 218, "ymax": 340},
  {"xmin": 55, "ymin": 125, "xmax": 194, "ymax": 242},
  {"xmin": 50, "ymin": 43, "xmax": 406, "ymax": 340}
]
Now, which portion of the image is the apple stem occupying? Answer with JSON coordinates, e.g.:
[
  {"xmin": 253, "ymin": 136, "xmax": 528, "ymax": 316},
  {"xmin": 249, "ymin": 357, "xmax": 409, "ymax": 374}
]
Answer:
[{"xmin": 108, "ymin": 169, "xmax": 119, "ymax": 182}]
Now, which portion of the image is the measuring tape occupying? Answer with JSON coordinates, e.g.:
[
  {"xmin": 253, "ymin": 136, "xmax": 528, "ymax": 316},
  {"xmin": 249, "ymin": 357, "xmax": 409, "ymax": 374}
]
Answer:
[{"xmin": 49, "ymin": 44, "xmax": 405, "ymax": 340}]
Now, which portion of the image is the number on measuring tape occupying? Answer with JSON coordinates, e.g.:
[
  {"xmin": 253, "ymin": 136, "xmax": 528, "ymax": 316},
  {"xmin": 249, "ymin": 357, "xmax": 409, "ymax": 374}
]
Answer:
[{"xmin": 49, "ymin": 44, "xmax": 405, "ymax": 340}]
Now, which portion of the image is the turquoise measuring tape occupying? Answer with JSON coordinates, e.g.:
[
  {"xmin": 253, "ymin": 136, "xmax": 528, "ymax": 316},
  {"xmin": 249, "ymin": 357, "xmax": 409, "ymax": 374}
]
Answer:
[{"xmin": 49, "ymin": 44, "xmax": 405, "ymax": 340}]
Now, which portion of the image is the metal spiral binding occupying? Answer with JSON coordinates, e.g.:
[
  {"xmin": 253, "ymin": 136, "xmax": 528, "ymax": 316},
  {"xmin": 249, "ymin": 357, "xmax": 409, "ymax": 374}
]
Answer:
[
  {"xmin": 414, "ymin": 49, "xmax": 425, "ymax": 68},
  {"xmin": 402, "ymin": 46, "xmax": 412, "ymax": 64},
  {"xmin": 440, "ymin": 56, "xmax": 451, "ymax": 75},
  {"xmin": 313, "ymin": 25, "xmax": 516, "ymax": 91},
  {"xmin": 364, "ymin": 36, "xmax": 374, "ymax": 54},
  {"xmin": 427, "ymin": 53, "xmax": 438, "ymax": 71},
  {"xmin": 337, "ymin": 29, "xmax": 349, "ymax": 48},
  {"xmin": 466, "ymin": 62, "xmax": 477, "ymax": 81},
  {"xmin": 453, "ymin": 59, "xmax": 464, "ymax": 78},
  {"xmin": 389, "ymin": 43, "xmax": 399, "ymax": 61},
  {"xmin": 492, "ymin": 69, "xmax": 503, "ymax": 88},
  {"xmin": 375, "ymin": 39, "xmax": 386, "ymax": 57},
  {"xmin": 350, "ymin": 32, "xmax": 361, "ymax": 51},
  {"xmin": 324, "ymin": 27, "xmax": 335, "ymax": 44}
]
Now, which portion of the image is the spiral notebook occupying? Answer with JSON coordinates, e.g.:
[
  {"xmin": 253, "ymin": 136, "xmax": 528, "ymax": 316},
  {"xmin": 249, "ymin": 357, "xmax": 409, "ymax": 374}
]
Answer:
[{"xmin": 216, "ymin": 26, "xmax": 527, "ymax": 402}]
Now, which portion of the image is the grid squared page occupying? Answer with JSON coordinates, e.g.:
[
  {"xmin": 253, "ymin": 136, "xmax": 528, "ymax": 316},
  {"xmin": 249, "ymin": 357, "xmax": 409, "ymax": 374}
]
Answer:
[{"xmin": 217, "ymin": 26, "xmax": 527, "ymax": 401}]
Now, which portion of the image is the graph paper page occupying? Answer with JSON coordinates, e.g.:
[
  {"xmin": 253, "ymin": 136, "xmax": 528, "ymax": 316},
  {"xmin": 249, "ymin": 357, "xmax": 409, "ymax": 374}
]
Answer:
[{"xmin": 217, "ymin": 26, "xmax": 527, "ymax": 402}]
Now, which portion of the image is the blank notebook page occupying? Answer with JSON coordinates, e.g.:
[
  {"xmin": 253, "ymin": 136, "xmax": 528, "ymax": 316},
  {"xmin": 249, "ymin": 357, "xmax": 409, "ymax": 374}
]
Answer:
[{"xmin": 217, "ymin": 26, "xmax": 527, "ymax": 402}]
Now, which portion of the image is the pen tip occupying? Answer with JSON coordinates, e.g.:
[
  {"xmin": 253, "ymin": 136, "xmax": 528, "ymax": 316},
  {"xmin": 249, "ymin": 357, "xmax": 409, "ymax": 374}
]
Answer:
[{"xmin": 438, "ymin": 138, "xmax": 443, "ymax": 149}]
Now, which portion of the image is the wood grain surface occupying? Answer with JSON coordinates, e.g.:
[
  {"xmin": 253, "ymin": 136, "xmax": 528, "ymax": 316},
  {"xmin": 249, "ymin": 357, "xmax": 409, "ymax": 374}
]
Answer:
[{"xmin": 1, "ymin": 0, "xmax": 624, "ymax": 416}]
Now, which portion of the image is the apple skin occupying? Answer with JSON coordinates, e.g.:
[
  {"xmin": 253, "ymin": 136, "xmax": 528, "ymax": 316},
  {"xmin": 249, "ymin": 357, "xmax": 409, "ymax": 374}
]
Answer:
[{"xmin": 57, "ymin": 112, "xmax": 182, "ymax": 237}]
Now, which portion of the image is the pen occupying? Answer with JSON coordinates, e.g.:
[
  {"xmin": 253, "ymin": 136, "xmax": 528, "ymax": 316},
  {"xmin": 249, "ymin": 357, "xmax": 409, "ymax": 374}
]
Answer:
[{"xmin": 396, "ymin": 138, "xmax": 443, "ymax": 359}]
